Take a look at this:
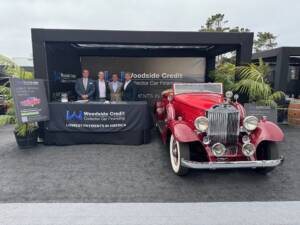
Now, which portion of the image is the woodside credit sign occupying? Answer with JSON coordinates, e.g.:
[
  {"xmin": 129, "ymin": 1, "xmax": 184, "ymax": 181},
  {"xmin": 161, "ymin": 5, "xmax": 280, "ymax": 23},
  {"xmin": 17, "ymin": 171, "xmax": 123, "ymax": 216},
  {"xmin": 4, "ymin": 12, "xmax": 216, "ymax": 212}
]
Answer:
[
  {"xmin": 81, "ymin": 57, "xmax": 206, "ymax": 104},
  {"xmin": 10, "ymin": 78, "xmax": 49, "ymax": 123}
]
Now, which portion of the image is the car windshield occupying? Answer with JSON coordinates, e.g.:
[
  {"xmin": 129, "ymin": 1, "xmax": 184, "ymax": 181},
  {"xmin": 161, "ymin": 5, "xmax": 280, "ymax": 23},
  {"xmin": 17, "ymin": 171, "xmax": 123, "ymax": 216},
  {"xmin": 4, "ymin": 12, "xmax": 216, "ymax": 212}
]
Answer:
[{"xmin": 173, "ymin": 83, "xmax": 223, "ymax": 95}]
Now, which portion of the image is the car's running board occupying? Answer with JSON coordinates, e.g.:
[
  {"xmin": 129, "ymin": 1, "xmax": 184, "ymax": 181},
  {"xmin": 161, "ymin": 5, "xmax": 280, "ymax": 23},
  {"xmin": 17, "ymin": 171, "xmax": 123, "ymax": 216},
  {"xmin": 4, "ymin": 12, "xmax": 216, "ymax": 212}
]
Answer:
[{"xmin": 181, "ymin": 157, "xmax": 284, "ymax": 170}]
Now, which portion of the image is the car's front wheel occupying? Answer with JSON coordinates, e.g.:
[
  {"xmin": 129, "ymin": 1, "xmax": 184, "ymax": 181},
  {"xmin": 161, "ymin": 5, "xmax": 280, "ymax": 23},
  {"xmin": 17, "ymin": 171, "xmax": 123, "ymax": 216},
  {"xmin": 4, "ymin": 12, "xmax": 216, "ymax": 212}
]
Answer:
[{"xmin": 169, "ymin": 134, "xmax": 190, "ymax": 176}]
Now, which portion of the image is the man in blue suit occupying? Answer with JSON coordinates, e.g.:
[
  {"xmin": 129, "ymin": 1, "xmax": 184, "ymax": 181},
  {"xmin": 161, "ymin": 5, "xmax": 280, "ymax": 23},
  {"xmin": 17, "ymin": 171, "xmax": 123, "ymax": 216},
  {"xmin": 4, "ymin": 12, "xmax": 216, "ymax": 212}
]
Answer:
[{"xmin": 75, "ymin": 69, "xmax": 95, "ymax": 100}]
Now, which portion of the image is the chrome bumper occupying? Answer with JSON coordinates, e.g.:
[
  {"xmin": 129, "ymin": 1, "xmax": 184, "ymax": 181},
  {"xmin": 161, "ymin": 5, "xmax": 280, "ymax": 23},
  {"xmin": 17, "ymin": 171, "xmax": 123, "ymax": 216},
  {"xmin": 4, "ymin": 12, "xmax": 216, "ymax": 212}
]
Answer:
[{"xmin": 181, "ymin": 157, "xmax": 284, "ymax": 170}]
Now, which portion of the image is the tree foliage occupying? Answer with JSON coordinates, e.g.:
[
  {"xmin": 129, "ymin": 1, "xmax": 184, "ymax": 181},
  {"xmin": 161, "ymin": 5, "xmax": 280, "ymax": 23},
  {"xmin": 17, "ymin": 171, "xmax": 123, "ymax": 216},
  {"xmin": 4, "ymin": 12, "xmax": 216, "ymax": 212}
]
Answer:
[
  {"xmin": 200, "ymin": 14, "xmax": 230, "ymax": 32},
  {"xmin": 254, "ymin": 32, "xmax": 278, "ymax": 52},
  {"xmin": 200, "ymin": 13, "xmax": 250, "ymax": 33},
  {"xmin": 200, "ymin": 14, "xmax": 277, "ymax": 53},
  {"xmin": 209, "ymin": 63, "xmax": 236, "ymax": 92},
  {"xmin": 0, "ymin": 54, "xmax": 37, "ymax": 136},
  {"xmin": 0, "ymin": 54, "xmax": 33, "ymax": 79}
]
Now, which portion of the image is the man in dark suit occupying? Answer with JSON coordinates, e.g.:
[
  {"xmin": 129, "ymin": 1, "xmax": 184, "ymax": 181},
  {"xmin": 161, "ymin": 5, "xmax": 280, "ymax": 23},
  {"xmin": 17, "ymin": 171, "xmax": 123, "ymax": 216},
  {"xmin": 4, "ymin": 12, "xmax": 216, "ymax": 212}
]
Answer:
[
  {"xmin": 94, "ymin": 71, "xmax": 110, "ymax": 101},
  {"xmin": 122, "ymin": 72, "xmax": 138, "ymax": 101},
  {"xmin": 75, "ymin": 69, "xmax": 95, "ymax": 100}
]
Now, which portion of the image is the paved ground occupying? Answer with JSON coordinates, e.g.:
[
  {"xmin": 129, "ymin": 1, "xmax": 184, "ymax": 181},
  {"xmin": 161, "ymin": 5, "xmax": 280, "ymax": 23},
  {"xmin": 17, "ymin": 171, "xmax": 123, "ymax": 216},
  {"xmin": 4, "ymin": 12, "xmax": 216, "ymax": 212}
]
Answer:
[
  {"xmin": 1, "ymin": 202, "xmax": 300, "ymax": 225},
  {"xmin": 0, "ymin": 125, "xmax": 299, "ymax": 202}
]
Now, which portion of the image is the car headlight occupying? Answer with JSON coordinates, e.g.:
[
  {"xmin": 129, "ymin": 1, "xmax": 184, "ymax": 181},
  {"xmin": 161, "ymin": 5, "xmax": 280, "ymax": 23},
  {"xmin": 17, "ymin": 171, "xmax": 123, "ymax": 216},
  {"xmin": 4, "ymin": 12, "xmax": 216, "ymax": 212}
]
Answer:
[
  {"xmin": 212, "ymin": 143, "xmax": 226, "ymax": 157},
  {"xmin": 242, "ymin": 143, "xmax": 255, "ymax": 157},
  {"xmin": 225, "ymin": 91, "xmax": 233, "ymax": 98},
  {"xmin": 242, "ymin": 135, "xmax": 250, "ymax": 144},
  {"xmin": 243, "ymin": 116, "xmax": 258, "ymax": 131},
  {"xmin": 194, "ymin": 116, "xmax": 209, "ymax": 132}
]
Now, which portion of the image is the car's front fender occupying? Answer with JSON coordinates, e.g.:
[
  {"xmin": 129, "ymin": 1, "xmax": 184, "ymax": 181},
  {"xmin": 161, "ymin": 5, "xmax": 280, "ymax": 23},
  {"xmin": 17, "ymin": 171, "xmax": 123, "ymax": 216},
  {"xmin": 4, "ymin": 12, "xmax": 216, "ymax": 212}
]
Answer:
[
  {"xmin": 168, "ymin": 120, "xmax": 199, "ymax": 143},
  {"xmin": 251, "ymin": 120, "xmax": 284, "ymax": 146}
]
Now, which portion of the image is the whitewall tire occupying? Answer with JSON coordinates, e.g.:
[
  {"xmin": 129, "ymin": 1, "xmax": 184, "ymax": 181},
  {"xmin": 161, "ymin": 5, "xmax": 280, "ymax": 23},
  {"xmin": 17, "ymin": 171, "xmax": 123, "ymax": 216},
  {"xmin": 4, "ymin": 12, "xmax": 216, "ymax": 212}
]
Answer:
[{"xmin": 169, "ymin": 134, "xmax": 190, "ymax": 176}]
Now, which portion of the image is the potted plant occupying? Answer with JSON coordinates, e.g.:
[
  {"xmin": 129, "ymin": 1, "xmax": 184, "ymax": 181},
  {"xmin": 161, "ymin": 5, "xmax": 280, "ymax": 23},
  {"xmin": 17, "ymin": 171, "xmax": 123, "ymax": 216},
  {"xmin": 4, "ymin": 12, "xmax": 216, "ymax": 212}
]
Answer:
[
  {"xmin": 0, "ymin": 54, "xmax": 38, "ymax": 148},
  {"xmin": 234, "ymin": 58, "xmax": 285, "ymax": 107},
  {"xmin": 209, "ymin": 59, "xmax": 285, "ymax": 122},
  {"xmin": 233, "ymin": 58, "xmax": 285, "ymax": 123}
]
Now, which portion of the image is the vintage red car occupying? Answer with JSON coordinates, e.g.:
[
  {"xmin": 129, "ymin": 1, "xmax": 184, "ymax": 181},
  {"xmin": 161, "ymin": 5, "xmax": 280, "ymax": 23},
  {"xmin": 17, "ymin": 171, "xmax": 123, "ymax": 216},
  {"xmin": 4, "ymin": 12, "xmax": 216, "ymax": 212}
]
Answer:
[
  {"xmin": 20, "ymin": 97, "xmax": 41, "ymax": 107},
  {"xmin": 155, "ymin": 83, "xmax": 284, "ymax": 176}
]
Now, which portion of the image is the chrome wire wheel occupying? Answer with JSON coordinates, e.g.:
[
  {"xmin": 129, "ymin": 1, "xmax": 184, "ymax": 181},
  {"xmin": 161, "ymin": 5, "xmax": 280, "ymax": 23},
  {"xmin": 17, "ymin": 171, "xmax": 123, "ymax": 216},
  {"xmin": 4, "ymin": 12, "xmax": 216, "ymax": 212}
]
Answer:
[{"xmin": 169, "ymin": 134, "xmax": 190, "ymax": 176}]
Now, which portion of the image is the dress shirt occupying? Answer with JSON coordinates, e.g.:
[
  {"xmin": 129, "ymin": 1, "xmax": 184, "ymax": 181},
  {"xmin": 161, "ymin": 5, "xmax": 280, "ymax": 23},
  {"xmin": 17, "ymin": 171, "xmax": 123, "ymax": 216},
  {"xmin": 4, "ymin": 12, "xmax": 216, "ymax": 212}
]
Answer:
[
  {"xmin": 124, "ymin": 80, "xmax": 131, "ymax": 90},
  {"xmin": 112, "ymin": 81, "xmax": 118, "ymax": 93},
  {"xmin": 98, "ymin": 80, "xmax": 106, "ymax": 98},
  {"xmin": 83, "ymin": 78, "xmax": 88, "ymax": 90}
]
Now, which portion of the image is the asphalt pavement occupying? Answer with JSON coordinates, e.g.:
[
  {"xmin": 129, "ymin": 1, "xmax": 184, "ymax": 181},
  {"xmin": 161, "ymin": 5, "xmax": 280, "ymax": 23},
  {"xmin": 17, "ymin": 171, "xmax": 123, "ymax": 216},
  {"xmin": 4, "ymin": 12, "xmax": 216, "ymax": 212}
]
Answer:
[{"xmin": 0, "ymin": 125, "xmax": 299, "ymax": 202}]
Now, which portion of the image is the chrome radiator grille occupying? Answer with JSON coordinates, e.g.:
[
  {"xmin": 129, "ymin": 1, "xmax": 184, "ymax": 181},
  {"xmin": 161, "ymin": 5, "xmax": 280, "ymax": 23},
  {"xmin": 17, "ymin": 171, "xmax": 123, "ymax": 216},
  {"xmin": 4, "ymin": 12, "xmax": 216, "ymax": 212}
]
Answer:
[{"xmin": 207, "ymin": 106, "xmax": 240, "ymax": 145}]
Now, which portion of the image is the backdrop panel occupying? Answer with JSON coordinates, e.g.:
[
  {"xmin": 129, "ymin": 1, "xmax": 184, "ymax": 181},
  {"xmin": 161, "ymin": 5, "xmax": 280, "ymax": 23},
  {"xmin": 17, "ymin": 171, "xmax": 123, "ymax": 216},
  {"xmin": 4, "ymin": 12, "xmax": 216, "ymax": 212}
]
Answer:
[
  {"xmin": 46, "ymin": 43, "xmax": 82, "ymax": 101},
  {"xmin": 81, "ymin": 57, "xmax": 205, "ymax": 104}
]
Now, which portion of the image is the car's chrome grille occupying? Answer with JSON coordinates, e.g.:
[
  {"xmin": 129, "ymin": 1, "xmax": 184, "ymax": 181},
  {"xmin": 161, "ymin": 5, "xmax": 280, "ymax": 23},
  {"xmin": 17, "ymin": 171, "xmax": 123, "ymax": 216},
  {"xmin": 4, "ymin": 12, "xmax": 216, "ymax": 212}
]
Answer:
[{"xmin": 207, "ymin": 106, "xmax": 240, "ymax": 145}]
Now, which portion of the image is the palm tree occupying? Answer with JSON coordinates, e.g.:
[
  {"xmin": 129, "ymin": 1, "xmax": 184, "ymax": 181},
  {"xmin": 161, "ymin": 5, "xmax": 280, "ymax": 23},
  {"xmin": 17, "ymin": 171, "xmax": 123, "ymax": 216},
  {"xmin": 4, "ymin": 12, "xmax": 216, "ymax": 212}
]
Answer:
[{"xmin": 234, "ymin": 58, "xmax": 284, "ymax": 107}]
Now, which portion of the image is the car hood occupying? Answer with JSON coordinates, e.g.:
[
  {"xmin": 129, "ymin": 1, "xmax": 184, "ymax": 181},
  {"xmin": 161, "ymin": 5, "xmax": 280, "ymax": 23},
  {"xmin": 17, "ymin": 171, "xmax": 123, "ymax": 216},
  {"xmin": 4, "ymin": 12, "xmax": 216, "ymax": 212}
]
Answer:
[{"xmin": 174, "ymin": 93, "xmax": 224, "ymax": 110}]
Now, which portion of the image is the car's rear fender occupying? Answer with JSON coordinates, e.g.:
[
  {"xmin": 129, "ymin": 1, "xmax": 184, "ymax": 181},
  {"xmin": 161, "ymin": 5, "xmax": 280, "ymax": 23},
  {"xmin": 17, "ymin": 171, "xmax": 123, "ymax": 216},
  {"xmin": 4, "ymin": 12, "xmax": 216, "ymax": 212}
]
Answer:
[
  {"xmin": 167, "ymin": 120, "xmax": 199, "ymax": 143},
  {"xmin": 251, "ymin": 120, "xmax": 284, "ymax": 146}
]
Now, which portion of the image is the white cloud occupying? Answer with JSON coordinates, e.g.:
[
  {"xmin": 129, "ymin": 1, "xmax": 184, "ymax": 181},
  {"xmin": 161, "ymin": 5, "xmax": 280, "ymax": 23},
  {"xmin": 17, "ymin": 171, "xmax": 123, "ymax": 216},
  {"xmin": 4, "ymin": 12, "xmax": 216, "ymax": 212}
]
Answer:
[{"xmin": 0, "ymin": 0, "xmax": 299, "ymax": 57}]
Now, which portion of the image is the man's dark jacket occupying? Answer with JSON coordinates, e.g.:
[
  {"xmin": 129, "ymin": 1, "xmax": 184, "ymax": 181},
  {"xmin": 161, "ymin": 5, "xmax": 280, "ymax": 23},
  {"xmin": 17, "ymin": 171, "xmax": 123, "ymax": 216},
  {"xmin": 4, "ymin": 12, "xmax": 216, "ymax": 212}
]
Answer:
[
  {"xmin": 94, "ymin": 80, "xmax": 111, "ymax": 100},
  {"xmin": 122, "ymin": 81, "xmax": 138, "ymax": 101},
  {"xmin": 75, "ymin": 78, "xmax": 95, "ymax": 100}
]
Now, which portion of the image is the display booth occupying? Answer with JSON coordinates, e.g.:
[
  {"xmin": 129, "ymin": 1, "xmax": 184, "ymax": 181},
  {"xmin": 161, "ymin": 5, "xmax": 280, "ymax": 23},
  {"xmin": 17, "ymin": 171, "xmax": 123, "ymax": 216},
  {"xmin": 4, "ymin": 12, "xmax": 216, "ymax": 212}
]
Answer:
[{"xmin": 31, "ymin": 29, "xmax": 253, "ymax": 145}]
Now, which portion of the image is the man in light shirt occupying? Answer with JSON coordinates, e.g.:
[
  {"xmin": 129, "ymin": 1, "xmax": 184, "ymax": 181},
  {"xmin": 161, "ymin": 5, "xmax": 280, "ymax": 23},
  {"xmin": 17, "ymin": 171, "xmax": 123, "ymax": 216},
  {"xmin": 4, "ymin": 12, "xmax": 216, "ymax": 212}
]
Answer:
[
  {"xmin": 94, "ymin": 71, "xmax": 110, "ymax": 101},
  {"xmin": 75, "ymin": 69, "xmax": 95, "ymax": 100},
  {"xmin": 122, "ymin": 72, "xmax": 138, "ymax": 101},
  {"xmin": 109, "ymin": 73, "xmax": 123, "ymax": 102}
]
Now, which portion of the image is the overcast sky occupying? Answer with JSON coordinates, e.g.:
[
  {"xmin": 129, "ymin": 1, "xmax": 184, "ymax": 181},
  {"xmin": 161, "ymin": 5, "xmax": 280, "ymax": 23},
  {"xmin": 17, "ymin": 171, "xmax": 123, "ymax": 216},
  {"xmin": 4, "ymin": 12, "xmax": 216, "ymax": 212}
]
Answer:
[{"xmin": 1, "ymin": 0, "xmax": 299, "ymax": 58}]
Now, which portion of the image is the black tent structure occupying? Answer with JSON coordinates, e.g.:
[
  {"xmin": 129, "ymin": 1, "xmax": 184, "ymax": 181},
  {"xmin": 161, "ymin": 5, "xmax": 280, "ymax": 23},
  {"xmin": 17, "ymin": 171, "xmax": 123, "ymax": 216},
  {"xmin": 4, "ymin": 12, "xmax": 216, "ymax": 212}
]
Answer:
[
  {"xmin": 252, "ymin": 47, "xmax": 300, "ymax": 98},
  {"xmin": 32, "ymin": 28, "xmax": 253, "ymax": 101}
]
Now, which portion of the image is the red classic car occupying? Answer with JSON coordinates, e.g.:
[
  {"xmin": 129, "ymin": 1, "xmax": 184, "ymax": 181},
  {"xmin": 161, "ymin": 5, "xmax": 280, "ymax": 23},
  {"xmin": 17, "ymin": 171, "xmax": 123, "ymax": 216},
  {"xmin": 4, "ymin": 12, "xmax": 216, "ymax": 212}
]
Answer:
[
  {"xmin": 155, "ymin": 83, "xmax": 284, "ymax": 176},
  {"xmin": 20, "ymin": 97, "xmax": 41, "ymax": 107}
]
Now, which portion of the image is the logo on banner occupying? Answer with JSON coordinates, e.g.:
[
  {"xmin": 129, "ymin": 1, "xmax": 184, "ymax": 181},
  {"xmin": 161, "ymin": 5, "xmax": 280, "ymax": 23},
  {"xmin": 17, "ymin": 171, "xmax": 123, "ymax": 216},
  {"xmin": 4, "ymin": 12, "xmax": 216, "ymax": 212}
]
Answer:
[{"xmin": 66, "ymin": 111, "xmax": 83, "ymax": 121}]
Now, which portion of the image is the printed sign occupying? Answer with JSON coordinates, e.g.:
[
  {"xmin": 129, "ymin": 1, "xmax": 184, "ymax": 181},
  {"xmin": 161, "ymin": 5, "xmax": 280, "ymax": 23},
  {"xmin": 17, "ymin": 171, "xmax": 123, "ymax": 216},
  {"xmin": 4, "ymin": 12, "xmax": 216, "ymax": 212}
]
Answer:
[
  {"xmin": 45, "ymin": 102, "xmax": 152, "ymax": 133},
  {"xmin": 81, "ymin": 57, "xmax": 205, "ymax": 105},
  {"xmin": 65, "ymin": 110, "xmax": 127, "ymax": 130},
  {"xmin": 10, "ymin": 78, "xmax": 49, "ymax": 123}
]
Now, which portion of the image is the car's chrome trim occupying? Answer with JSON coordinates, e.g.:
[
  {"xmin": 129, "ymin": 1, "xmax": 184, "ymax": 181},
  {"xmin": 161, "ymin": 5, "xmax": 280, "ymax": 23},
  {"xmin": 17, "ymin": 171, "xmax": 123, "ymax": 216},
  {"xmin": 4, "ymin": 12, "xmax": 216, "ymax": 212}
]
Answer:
[{"xmin": 181, "ymin": 157, "xmax": 283, "ymax": 169}]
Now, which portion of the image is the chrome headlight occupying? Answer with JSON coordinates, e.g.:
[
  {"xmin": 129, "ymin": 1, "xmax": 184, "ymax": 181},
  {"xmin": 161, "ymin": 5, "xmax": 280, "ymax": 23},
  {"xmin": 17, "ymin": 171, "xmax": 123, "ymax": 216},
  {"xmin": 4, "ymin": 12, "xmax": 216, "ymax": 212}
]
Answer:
[
  {"xmin": 203, "ymin": 136, "xmax": 210, "ymax": 145},
  {"xmin": 242, "ymin": 143, "xmax": 255, "ymax": 157},
  {"xmin": 242, "ymin": 135, "xmax": 250, "ymax": 144},
  {"xmin": 225, "ymin": 91, "xmax": 233, "ymax": 98},
  {"xmin": 243, "ymin": 116, "xmax": 258, "ymax": 131},
  {"xmin": 212, "ymin": 143, "xmax": 226, "ymax": 157},
  {"xmin": 194, "ymin": 116, "xmax": 209, "ymax": 132}
]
